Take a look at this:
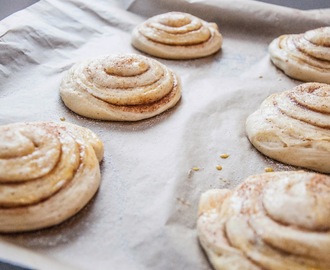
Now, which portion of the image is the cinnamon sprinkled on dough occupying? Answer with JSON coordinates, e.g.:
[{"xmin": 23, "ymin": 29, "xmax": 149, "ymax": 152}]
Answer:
[{"xmin": 131, "ymin": 12, "xmax": 222, "ymax": 59}]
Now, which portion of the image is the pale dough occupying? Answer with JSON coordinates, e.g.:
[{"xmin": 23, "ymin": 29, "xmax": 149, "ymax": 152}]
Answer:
[
  {"xmin": 246, "ymin": 83, "xmax": 330, "ymax": 173},
  {"xmin": 269, "ymin": 27, "xmax": 330, "ymax": 83},
  {"xmin": 60, "ymin": 54, "xmax": 181, "ymax": 121},
  {"xmin": 0, "ymin": 121, "xmax": 104, "ymax": 233},
  {"xmin": 197, "ymin": 171, "xmax": 330, "ymax": 270},
  {"xmin": 131, "ymin": 12, "xmax": 222, "ymax": 59}
]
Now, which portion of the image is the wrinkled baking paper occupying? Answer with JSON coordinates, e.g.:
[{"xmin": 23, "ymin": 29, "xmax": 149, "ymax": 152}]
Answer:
[{"xmin": 0, "ymin": 0, "xmax": 329, "ymax": 269}]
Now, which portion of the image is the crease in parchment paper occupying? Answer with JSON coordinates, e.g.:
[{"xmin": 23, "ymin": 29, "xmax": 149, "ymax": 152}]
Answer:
[{"xmin": 0, "ymin": 0, "xmax": 330, "ymax": 269}]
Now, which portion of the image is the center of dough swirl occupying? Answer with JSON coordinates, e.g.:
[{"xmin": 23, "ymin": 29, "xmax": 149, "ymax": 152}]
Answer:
[
  {"xmin": 104, "ymin": 56, "xmax": 149, "ymax": 77},
  {"xmin": 0, "ymin": 124, "xmax": 60, "ymax": 181},
  {"xmin": 263, "ymin": 175, "xmax": 330, "ymax": 230},
  {"xmin": 305, "ymin": 27, "xmax": 330, "ymax": 47},
  {"xmin": 289, "ymin": 83, "xmax": 330, "ymax": 113},
  {"xmin": 159, "ymin": 13, "xmax": 191, "ymax": 28}
]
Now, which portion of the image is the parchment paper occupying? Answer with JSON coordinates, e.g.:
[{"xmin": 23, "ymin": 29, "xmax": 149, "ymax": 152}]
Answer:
[{"xmin": 0, "ymin": 0, "xmax": 329, "ymax": 269}]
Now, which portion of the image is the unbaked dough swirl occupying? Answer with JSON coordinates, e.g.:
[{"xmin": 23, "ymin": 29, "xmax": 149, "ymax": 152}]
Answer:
[
  {"xmin": 131, "ymin": 12, "xmax": 222, "ymax": 59},
  {"xmin": 60, "ymin": 54, "xmax": 181, "ymax": 121},
  {"xmin": 246, "ymin": 83, "xmax": 330, "ymax": 173},
  {"xmin": 269, "ymin": 27, "xmax": 330, "ymax": 83},
  {"xmin": 197, "ymin": 171, "xmax": 330, "ymax": 270},
  {"xmin": 0, "ymin": 122, "xmax": 104, "ymax": 233}
]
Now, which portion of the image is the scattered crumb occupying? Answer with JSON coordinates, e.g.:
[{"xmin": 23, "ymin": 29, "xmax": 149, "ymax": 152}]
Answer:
[
  {"xmin": 216, "ymin": 165, "xmax": 223, "ymax": 171},
  {"xmin": 259, "ymin": 75, "xmax": 263, "ymax": 79},
  {"xmin": 60, "ymin": 117, "xmax": 66, "ymax": 121},
  {"xmin": 265, "ymin": 167, "xmax": 274, "ymax": 172},
  {"xmin": 220, "ymin": 154, "xmax": 229, "ymax": 159},
  {"xmin": 192, "ymin": 167, "xmax": 200, "ymax": 171}
]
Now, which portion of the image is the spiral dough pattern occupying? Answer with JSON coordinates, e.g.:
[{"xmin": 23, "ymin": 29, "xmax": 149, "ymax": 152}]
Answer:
[
  {"xmin": 269, "ymin": 27, "xmax": 330, "ymax": 83},
  {"xmin": 60, "ymin": 54, "xmax": 181, "ymax": 121},
  {"xmin": 246, "ymin": 83, "xmax": 330, "ymax": 173},
  {"xmin": 0, "ymin": 122, "xmax": 104, "ymax": 233},
  {"xmin": 197, "ymin": 171, "xmax": 330, "ymax": 270},
  {"xmin": 131, "ymin": 12, "xmax": 222, "ymax": 59}
]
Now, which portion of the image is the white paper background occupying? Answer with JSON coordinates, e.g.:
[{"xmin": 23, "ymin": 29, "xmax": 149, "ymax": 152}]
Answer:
[{"xmin": 0, "ymin": 0, "xmax": 329, "ymax": 269}]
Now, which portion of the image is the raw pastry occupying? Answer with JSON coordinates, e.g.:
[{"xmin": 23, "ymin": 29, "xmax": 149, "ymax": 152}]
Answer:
[
  {"xmin": 269, "ymin": 27, "xmax": 330, "ymax": 83},
  {"xmin": 246, "ymin": 83, "xmax": 330, "ymax": 173},
  {"xmin": 197, "ymin": 171, "xmax": 330, "ymax": 270},
  {"xmin": 60, "ymin": 54, "xmax": 181, "ymax": 121},
  {"xmin": 131, "ymin": 12, "xmax": 222, "ymax": 59},
  {"xmin": 0, "ymin": 121, "xmax": 104, "ymax": 233}
]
